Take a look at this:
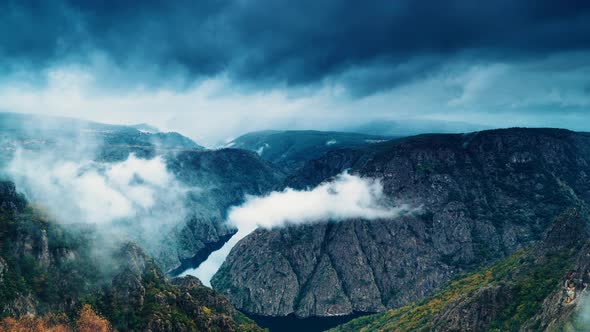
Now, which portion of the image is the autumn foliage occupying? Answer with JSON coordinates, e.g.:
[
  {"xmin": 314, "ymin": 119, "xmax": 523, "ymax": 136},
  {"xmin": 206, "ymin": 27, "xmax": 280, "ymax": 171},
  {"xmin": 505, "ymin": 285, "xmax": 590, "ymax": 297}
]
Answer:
[
  {"xmin": 76, "ymin": 305, "xmax": 112, "ymax": 332},
  {"xmin": 0, "ymin": 314, "xmax": 70, "ymax": 332},
  {"xmin": 0, "ymin": 305, "xmax": 112, "ymax": 332}
]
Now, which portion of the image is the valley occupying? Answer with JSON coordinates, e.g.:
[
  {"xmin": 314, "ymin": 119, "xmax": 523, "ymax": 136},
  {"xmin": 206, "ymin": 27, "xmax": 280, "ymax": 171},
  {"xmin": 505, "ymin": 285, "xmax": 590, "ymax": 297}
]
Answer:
[{"xmin": 1, "ymin": 114, "xmax": 590, "ymax": 331}]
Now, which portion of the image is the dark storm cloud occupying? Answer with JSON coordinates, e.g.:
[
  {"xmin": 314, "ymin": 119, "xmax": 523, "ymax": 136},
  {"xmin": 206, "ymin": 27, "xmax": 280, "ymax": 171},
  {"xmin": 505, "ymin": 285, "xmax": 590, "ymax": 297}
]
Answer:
[{"xmin": 1, "ymin": 0, "xmax": 589, "ymax": 93}]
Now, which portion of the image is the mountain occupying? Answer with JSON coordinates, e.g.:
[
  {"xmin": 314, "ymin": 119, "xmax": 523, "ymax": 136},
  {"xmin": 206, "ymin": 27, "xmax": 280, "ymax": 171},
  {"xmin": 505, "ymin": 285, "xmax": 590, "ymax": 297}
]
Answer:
[
  {"xmin": 0, "ymin": 112, "xmax": 204, "ymax": 165},
  {"xmin": 211, "ymin": 128, "xmax": 590, "ymax": 330},
  {"xmin": 129, "ymin": 123, "xmax": 161, "ymax": 133},
  {"xmin": 226, "ymin": 130, "xmax": 393, "ymax": 173},
  {"xmin": 331, "ymin": 207, "xmax": 590, "ymax": 331},
  {"xmin": 0, "ymin": 113, "xmax": 285, "ymax": 275},
  {"xmin": 0, "ymin": 180, "xmax": 263, "ymax": 331},
  {"xmin": 344, "ymin": 119, "xmax": 489, "ymax": 137}
]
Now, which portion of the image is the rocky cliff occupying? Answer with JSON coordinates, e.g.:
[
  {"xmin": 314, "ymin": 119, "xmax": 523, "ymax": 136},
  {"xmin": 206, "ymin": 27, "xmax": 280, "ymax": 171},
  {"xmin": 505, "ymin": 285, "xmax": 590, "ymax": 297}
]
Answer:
[{"xmin": 212, "ymin": 128, "xmax": 590, "ymax": 320}]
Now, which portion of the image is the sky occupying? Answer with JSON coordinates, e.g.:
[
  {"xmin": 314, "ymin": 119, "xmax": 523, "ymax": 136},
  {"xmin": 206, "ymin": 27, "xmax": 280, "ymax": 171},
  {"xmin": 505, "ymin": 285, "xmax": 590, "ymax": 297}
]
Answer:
[{"xmin": 0, "ymin": 0, "xmax": 589, "ymax": 146}]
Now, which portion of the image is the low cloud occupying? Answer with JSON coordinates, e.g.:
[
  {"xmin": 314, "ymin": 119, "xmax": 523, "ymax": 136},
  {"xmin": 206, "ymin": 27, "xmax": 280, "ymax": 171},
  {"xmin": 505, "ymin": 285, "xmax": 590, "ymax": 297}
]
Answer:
[
  {"xmin": 573, "ymin": 293, "xmax": 590, "ymax": 328},
  {"xmin": 5, "ymin": 149, "xmax": 190, "ymax": 257},
  {"xmin": 185, "ymin": 172, "xmax": 412, "ymax": 286}
]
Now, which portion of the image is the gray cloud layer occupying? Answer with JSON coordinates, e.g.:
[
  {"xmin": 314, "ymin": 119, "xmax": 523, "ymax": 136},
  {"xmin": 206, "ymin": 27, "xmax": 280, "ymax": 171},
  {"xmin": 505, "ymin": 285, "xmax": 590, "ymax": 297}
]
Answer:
[{"xmin": 2, "ymin": 0, "xmax": 590, "ymax": 94}]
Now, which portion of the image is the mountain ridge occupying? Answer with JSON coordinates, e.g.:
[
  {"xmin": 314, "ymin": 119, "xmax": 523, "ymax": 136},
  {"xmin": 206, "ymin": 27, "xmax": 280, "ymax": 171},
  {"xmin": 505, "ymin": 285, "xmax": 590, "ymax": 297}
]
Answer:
[{"xmin": 227, "ymin": 129, "xmax": 394, "ymax": 173}]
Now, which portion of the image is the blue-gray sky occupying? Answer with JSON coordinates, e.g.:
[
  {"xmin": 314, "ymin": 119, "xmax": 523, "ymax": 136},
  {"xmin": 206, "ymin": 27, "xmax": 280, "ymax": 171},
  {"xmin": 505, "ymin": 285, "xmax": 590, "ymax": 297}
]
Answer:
[{"xmin": 0, "ymin": 0, "xmax": 589, "ymax": 145}]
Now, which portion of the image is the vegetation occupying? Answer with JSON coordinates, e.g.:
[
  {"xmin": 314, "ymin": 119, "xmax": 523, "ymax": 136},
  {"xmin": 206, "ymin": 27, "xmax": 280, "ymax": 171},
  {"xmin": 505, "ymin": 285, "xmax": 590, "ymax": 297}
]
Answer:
[
  {"xmin": 76, "ymin": 305, "xmax": 112, "ymax": 332},
  {"xmin": 332, "ymin": 245, "xmax": 576, "ymax": 331},
  {"xmin": 0, "ymin": 304, "xmax": 111, "ymax": 332},
  {"xmin": 0, "ymin": 204, "xmax": 102, "ymax": 316}
]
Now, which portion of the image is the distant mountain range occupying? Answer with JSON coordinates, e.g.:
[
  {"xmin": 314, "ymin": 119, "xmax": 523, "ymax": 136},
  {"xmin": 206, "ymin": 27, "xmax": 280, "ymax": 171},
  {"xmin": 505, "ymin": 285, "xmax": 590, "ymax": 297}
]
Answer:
[
  {"xmin": 342, "ymin": 118, "xmax": 489, "ymax": 137},
  {"xmin": 227, "ymin": 130, "xmax": 394, "ymax": 173},
  {"xmin": 0, "ymin": 112, "xmax": 204, "ymax": 165}
]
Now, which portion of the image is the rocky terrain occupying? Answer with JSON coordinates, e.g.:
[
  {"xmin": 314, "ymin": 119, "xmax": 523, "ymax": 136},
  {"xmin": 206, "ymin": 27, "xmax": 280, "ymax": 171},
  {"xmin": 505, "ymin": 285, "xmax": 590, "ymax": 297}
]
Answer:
[
  {"xmin": 212, "ymin": 128, "xmax": 590, "ymax": 325},
  {"xmin": 0, "ymin": 180, "xmax": 263, "ymax": 331}
]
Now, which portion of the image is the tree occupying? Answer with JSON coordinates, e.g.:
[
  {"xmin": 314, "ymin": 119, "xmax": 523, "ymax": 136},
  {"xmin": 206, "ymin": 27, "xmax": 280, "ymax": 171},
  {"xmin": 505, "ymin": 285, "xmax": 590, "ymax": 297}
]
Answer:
[{"xmin": 76, "ymin": 305, "xmax": 112, "ymax": 332}]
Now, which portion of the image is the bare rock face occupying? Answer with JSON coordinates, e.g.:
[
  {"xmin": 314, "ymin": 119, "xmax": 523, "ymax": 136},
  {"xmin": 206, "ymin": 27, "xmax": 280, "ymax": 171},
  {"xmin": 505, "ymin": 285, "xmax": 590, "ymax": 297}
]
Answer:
[
  {"xmin": 212, "ymin": 129, "xmax": 590, "ymax": 318},
  {"xmin": 110, "ymin": 243, "xmax": 151, "ymax": 311},
  {"xmin": 3, "ymin": 294, "xmax": 39, "ymax": 317}
]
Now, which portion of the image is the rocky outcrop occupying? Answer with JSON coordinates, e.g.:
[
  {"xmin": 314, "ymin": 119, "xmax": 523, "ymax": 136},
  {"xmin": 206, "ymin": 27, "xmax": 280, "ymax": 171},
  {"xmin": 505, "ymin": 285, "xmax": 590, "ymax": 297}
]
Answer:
[
  {"xmin": 0, "ymin": 181, "xmax": 26, "ymax": 215},
  {"xmin": 524, "ymin": 221, "xmax": 590, "ymax": 331},
  {"xmin": 429, "ymin": 208, "xmax": 589, "ymax": 332},
  {"xmin": 430, "ymin": 284, "xmax": 516, "ymax": 331},
  {"xmin": 213, "ymin": 128, "xmax": 590, "ymax": 318}
]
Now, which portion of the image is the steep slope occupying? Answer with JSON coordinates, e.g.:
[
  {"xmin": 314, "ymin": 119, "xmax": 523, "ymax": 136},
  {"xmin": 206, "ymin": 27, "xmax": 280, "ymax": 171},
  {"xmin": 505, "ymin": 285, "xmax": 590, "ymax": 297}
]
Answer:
[
  {"xmin": 94, "ymin": 242, "xmax": 262, "ymax": 332},
  {"xmin": 162, "ymin": 148, "xmax": 284, "ymax": 273},
  {"xmin": 212, "ymin": 128, "xmax": 590, "ymax": 322},
  {"xmin": 227, "ymin": 130, "xmax": 392, "ymax": 173},
  {"xmin": 0, "ymin": 181, "xmax": 263, "ymax": 332},
  {"xmin": 331, "ymin": 207, "xmax": 590, "ymax": 331}
]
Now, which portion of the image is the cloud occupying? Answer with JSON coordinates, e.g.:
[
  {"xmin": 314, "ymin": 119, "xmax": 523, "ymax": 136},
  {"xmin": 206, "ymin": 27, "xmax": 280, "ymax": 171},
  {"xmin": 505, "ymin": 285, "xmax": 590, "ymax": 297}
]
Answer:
[
  {"xmin": 184, "ymin": 172, "xmax": 413, "ymax": 286},
  {"xmin": 228, "ymin": 172, "xmax": 406, "ymax": 231},
  {"xmin": 2, "ymin": 52, "xmax": 589, "ymax": 146},
  {"xmin": 5, "ymin": 150, "xmax": 190, "ymax": 255},
  {"xmin": 0, "ymin": 0, "xmax": 589, "ymax": 94}
]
